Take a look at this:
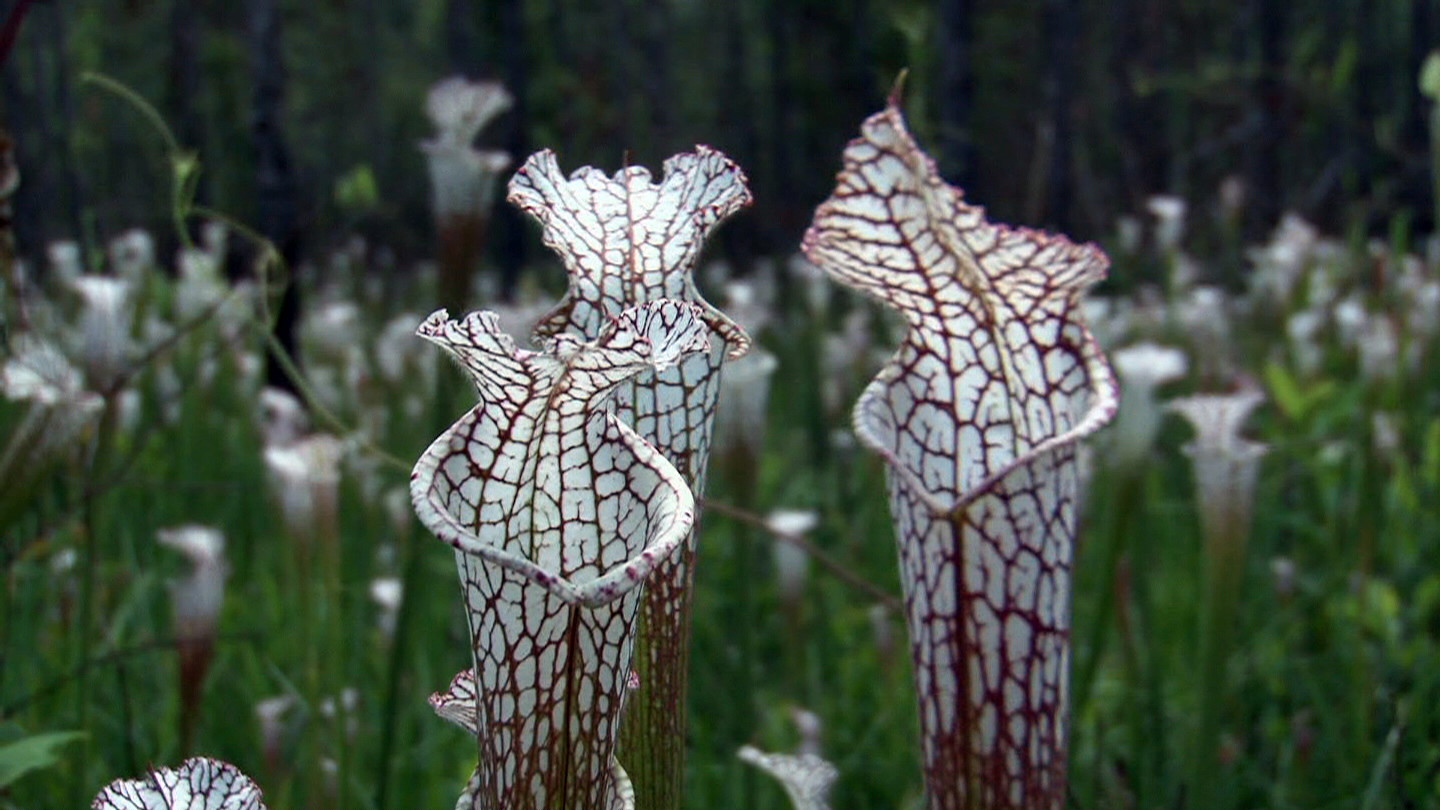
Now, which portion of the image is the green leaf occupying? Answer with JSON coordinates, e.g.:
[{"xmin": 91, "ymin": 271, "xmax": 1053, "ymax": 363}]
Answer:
[
  {"xmin": 334, "ymin": 164, "xmax": 380, "ymax": 214},
  {"xmin": 1422, "ymin": 418, "xmax": 1440, "ymax": 488},
  {"xmin": 0, "ymin": 730, "xmax": 85, "ymax": 789},
  {"xmin": 1263, "ymin": 360, "xmax": 1334, "ymax": 423},
  {"xmin": 1263, "ymin": 361, "xmax": 1304, "ymax": 421}
]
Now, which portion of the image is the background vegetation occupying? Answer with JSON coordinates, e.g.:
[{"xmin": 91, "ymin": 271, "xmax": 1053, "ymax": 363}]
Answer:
[
  {"xmin": 2, "ymin": 1, "xmax": 1439, "ymax": 809},
  {"xmin": 6, "ymin": 1, "xmax": 1438, "ymax": 281}
]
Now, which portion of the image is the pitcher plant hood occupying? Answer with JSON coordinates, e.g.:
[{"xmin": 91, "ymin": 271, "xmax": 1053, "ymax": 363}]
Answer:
[
  {"xmin": 802, "ymin": 96, "xmax": 1118, "ymax": 810},
  {"xmin": 411, "ymin": 299, "xmax": 712, "ymax": 810}
]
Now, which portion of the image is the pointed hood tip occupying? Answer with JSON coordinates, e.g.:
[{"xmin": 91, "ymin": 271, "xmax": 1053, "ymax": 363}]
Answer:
[
  {"xmin": 415, "ymin": 309, "xmax": 452, "ymax": 337},
  {"xmin": 887, "ymin": 69, "xmax": 909, "ymax": 109}
]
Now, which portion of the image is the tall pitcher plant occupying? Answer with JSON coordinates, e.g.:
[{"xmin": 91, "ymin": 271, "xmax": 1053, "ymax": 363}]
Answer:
[
  {"xmin": 507, "ymin": 148, "xmax": 752, "ymax": 810},
  {"xmin": 410, "ymin": 301, "xmax": 713, "ymax": 809},
  {"xmin": 803, "ymin": 99, "xmax": 1118, "ymax": 810}
]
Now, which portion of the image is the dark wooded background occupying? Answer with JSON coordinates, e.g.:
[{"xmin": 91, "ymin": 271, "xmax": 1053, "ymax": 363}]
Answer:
[{"xmin": 2, "ymin": 0, "xmax": 1436, "ymax": 286}]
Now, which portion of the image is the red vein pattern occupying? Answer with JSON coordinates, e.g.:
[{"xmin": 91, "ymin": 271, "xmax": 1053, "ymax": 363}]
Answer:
[
  {"xmin": 802, "ymin": 101, "xmax": 1119, "ymax": 810},
  {"xmin": 508, "ymin": 147, "xmax": 751, "ymax": 810},
  {"xmin": 410, "ymin": 300, "xmax": 711, "ymax": 810},
  {"xmin": 430, "ymin": 666, "xmax": 481, "ymax": 735},
  {"xmin": 92, "ymin": 757, "xmax": 268, "ymax": 810}
]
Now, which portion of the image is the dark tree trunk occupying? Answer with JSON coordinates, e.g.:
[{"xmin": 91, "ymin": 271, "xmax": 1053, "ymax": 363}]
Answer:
[
  {"xmin": 636, "ymin": 0, "xmax": 673, "ymax": 160},
  {"xmin": 935, "ymin": 0, "xmax": 975, "ymax": 189},
  {"xmin": 715, "ymin": 0, "xmax": 760, "ymax": 273},
  {"xmin": 1245, "ymin": 0, "xmax": 1283, "ymax": 240},
  {"xmin": 1, "ymin": 6, "xmax": 41, "ymax": 261},
  {"xmin": 249, "ymin": 0, "xmax": 302, "ymax": 395},
  {"xmin": 1107, "ymin": 0, "xmax": 1142, "ymax": 208},
  {"xmin": 1039, "ymin": 0, "xmax": 1078, "ymax": 231},
  {"xmin": 604, "ymin": 0, "xmax": 636, "ymax": 159},
  {"xmin": 446, "ymin": 0, "xmax": 483, "ymax": 78},
  {"xmin": 0, "ymin": 0, "xmax": 37, "ymax": 72},
  {"xmin": 168, "ymin": 0, "xmax": 206, "ymax": 238},
  {"xmin": 37, "ymin": 2, "xmax": 85, "ymax": 251},
  {"xmin": 1114, "ymin": 0, "xmax": 1167, "ymax": 199},
  {"xmin": 168, "ymin": 1, "xmax": 203, "ymax": 163},
  {"xmin": 1406, "ymin": 0, "xmax": 1440, "ymax": 234},
  {"xmin": 357, "ymin": 0, "xmax": 384, "ymax": 182},
  {"xmin": 767, "ymin": 0, "xmax": 797, "ymax": 245},
  {"xmin": 491, "ymin": 0, "xmax": 527, "ymax": 300}
]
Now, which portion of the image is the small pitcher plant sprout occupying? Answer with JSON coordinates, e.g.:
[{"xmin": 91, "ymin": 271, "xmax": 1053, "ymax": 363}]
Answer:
[
  {"xmin": 1168, "ymin": 390, "xmax": 1267, "ymax": 549},
  {"xmin": 765, "ymin": 509, "xmax": 821, "ymax": 606},
  {"xmin": 1168, "ymin": 389, "xmax": 1266, "ymax": 808},
  {"xmin": 410, "ymin": 300, "xmax": 713, "ymax": 810},
  {"xmin": 107, "ymin": 228, "xmax": 156, "ymax": 284},
  {"xmin": 713, "ymin": 344, "xmax": 779, "ymax": 463},
  {"xmin": 508, "ymin": 146, "xmax": 752, "ymax": 810},
  {"xmin": 157, "ymin": 524, "xmax": 228, "ymax": 753},
  {"xmin": 738, "ymin": 705, "xmax": 838, "ymax": 810},
  {"xmin": 70, "ymin": 274, "xmax": 133, "ymax": 394},
  {"xmin": 1109, "ymin": 342, "xmax": 1189, "ymax": 469},
  {"xmin": 803, "ymin": 97, "xmax": 1118, "ymax": 810},
  {"xmin": 421, "ymin": 77, "xmax": 513, "ymax": 312},
  {"xmin": 262, "ymin": 433, "xmax": 344, "ymax": 547},
  {"xmin": 255, "ymin": 695, "xmax": 297, "ymax": 777}
]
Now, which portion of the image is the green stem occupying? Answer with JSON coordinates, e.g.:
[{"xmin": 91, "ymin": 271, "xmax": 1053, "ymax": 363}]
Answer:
[
  {"xmin": 724, "ymin": 445, "xmax": 760, "ymax": 810},
  {"xmin": 1189, "ymin": 515, "xmax": 1248, "ymax": 810},
  {"xmin": 374, "ymin": 517, "xmax": 421, "ymax": 810},
  {"xmin": 1073, "ymin": 465, "xmax": 1143, "ymax": 713},
  {"xmin": 1358, "ymin": 703, "xmax": 1405, "ymax": 810},
  {"xmin": 72, "ymin": 395, "xmax": 118, "ymax": 807}
]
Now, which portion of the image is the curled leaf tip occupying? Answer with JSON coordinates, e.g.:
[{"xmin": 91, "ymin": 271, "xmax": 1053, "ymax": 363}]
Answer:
[
  {"xmin": 604, "ymin": 299, "xmax": 714, "ymax": 372},
  {"xmin": 508, "ymin": 145, "xmax": 752, "ymax": 359},
  {"xmin": 430, "ymin": 667, "xmax": 480, "ymax": 736},
  {"xmin": 804, "ymin": 101, "xmax": 1117, "ymax": 512}
]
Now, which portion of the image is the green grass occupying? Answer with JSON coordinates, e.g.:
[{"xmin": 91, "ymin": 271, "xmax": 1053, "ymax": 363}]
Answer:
[{"xmin": 3, "ymin": 222, "xmax": 1440, "ymax": 810}]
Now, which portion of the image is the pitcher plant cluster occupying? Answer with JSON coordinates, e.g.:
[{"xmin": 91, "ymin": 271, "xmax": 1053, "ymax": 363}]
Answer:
[{"xmin": 84, "ymin": 88, "xmax": 1122, "ymax": 809}]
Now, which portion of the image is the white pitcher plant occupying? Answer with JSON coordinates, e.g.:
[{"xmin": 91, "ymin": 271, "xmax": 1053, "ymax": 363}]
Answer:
[
  {"xmin": 86, "ymin": 97, "xmax": 1122, "ymax": 810},
  {"xmin": 410, "ymin": 300, "xmax": 712, "ymax": 810},
  {"xmin": 420, "ymin": 76, "xmax": 513, "ymax": 311},
  {"xmin": 508, "ymin": 146, "xmax": 752, "ymax": 810},
  {"xmin": 802, "ymin": 97, "xmax": 1118, "ymax": 810}
]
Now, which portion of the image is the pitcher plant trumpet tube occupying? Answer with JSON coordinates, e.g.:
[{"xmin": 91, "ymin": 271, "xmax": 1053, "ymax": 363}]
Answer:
[
  {"xmin": 507, "ymin": 146, "xmax": 751, "ymax": 810},
  {"xmin": 410, "ymin": 300, "xmax": 712, "ymax": 810},
  {"xmin": 802, "ymin": 98, "xmax": 1118, "ymax": 810}
]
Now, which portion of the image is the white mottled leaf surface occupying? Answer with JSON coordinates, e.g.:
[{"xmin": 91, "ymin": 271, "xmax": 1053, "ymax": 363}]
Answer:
[
  {"xmin": 92, "ymin": 758, "xmax": 266, "ymax": 810},
  {"xmin": 803, "ymin": 99, "xmax": 1118, "ymax": 810},
  {"xmin": 508, "ymin": 147, "xmax": 751, "ymax": 809},
  {"xmin": 411, "ymin": 300, "xmax": 710, "ymax": 810},
  {"xmin": 430, "ymin": 667, "xmax": 480, "ymax": 735}
]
